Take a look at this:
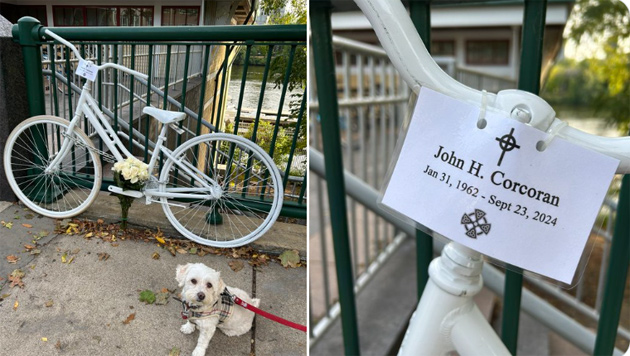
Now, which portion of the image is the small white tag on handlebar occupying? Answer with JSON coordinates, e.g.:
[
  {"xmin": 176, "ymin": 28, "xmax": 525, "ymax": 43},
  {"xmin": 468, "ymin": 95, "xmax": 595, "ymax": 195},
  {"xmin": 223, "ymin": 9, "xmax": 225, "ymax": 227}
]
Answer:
[
  {"xmin": 380, "ymin": 87, "xmax": 619, "ymax": 284},
  {"xmin": 76, "ymin": 59, "xmax": 98, "ymax": 81}
]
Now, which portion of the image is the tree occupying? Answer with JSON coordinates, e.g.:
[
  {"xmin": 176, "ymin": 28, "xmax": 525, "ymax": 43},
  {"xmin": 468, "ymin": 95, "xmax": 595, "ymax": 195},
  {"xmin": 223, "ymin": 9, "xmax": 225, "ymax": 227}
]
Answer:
[
  {"xmin": 260, "ymin": 0, "xmax": 307, "ymax": 149},
  {"xmin": 566, "ymin": 0, "xmax": 629, "ymax": 130}
]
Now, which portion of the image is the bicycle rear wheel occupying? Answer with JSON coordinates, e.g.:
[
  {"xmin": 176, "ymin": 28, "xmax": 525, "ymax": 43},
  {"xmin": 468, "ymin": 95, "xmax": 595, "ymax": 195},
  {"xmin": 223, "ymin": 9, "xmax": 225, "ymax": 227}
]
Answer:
[
  {"xmin": 159, "ymin": 133, "xmax": 283, "ymax": 247},
  {"xmin": 3, "ymin": 115, "xmax": 102, "ymax": 218}
]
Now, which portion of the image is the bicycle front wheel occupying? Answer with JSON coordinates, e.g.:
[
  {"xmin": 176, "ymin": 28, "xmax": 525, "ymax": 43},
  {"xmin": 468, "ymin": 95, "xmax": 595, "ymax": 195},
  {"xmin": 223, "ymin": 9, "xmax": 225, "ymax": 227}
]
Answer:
[
  {"xmin": 159, "ymin": 133, "xmax": 283, "ymax": 247},
  {"xmin": 3, "ymin": 115, "xmax": 102, "ymax": 218}
]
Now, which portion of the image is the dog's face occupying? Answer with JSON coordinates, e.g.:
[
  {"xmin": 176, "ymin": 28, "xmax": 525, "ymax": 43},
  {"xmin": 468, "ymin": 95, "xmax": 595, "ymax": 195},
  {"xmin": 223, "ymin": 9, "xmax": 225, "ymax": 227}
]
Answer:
[{"xmin": 176, "ymin": 263, "xmax": 225, "ymax": 307}]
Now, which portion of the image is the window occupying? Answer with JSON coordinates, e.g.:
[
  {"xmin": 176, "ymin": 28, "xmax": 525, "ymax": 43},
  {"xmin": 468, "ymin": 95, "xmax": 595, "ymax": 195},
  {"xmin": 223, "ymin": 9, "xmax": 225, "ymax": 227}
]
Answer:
[
  {"xmin": 121, "ymin": 7, "xmax": 153, "ymax": 26},
  {"xmin": 466, "ymin": 40, "xmax": 509, "ymax": 65},
  {"xmin": 53, "ymin": 7, "xmax": 84, "ymax": 26},
  {"xmin": 431, "ymin": 41, "xmax": 455, "ymax": 56},
  {"xmin": 86, "ymin": 7, "xmax": 117, "ymax": 26},
  {"xmin": 162, "ymin": 7, "xmax": 200, "ymax": 26},
  {"xmin": 52, "ymin": 6, "xmax": 154, "ymax": 27}
]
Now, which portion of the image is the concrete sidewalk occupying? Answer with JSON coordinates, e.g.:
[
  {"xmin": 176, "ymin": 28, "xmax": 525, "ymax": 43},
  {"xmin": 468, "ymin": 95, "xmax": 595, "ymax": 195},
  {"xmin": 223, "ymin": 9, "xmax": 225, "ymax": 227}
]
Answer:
[{"xmin": 0, "ymin": 201, "xmax": 307, "ymax": 355}]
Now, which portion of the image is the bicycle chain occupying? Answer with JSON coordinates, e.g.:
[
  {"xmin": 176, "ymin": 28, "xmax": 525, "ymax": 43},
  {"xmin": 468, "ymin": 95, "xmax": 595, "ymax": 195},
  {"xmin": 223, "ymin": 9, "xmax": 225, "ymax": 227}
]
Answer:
[{"xmin": 61, "ymin": 131, "xmax": 118, "ymax": 163}]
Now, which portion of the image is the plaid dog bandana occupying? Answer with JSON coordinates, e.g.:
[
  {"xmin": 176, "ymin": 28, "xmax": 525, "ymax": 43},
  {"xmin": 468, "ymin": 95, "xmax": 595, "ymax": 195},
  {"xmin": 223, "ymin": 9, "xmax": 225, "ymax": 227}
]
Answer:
[{"xmin": 189, "ymin": 288, "xmax": 234, "ymax": 323}]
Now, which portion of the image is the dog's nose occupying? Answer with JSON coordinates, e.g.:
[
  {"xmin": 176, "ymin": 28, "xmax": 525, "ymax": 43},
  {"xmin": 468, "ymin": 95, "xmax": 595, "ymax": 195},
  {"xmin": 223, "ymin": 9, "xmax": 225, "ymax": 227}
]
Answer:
[{"xmin": 197, "ymin": 292, "xmax": 205, "ymax": 301}]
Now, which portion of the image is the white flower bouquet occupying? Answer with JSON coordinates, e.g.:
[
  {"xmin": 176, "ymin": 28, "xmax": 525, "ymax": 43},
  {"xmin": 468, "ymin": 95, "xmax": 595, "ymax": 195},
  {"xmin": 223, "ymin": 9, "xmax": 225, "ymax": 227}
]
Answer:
[
  {"xmin": 113, "ymin": 157, "xmax": 150, "ymax": 185},
  {"xmin": 111, "ymin": 157, "xmax": 150, "ymax": 229}
]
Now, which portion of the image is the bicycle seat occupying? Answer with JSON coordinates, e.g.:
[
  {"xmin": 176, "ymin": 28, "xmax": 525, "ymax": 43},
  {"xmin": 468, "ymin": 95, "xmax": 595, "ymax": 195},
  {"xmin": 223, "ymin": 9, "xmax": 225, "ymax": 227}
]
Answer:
[{"xmin": 143, "ymin": 107, "xmax": 186, "ymax": 124}]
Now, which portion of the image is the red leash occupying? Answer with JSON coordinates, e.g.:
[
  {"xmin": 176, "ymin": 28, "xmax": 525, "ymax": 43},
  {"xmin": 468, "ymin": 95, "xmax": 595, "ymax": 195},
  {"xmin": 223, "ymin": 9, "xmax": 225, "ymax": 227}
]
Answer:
[{"xmin": 232, "ymin": 295, "xmax": 307, "ymax": 332}]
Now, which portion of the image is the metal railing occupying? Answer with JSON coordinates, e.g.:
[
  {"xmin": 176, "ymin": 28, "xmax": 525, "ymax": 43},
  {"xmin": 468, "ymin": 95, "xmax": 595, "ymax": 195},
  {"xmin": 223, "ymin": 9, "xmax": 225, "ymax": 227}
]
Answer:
[
  {"xmin": 309, "ymin": 34, "xmax": 410, "ymax": 344},
  {"xmin": 14, "ymin": 18, "xmax": 307, "ymax": 218},
  {"xmin": 309, "ymin": 2, "xmax": 629, "ymax": 353}
]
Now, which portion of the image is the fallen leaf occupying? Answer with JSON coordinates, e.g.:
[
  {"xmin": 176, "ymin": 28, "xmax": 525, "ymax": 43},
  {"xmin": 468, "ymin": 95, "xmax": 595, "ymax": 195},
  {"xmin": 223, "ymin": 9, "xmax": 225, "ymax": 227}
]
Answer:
[
  {"xmin": 61, "ymin": 252, "xmax": 67, "ymax": 263},
  {"xmin": 8, "ymin": 269, "xmax": 25, "ymax": 288},
  {"xmin": 111, "ymin": 243, "xmax": 119, "ymax": 247},
  {"xmin": 139, "ymin": 290, "xmax": 156, "ymax": 304},
  {"xmin": 176, "ymin": 248, "xmax": 187, "ymax": 255},
  {"xmin": 22, "ymin": 223, "xmax": 33, "ymax": 228},
  {"xmin": 45, "ymin": 300, "xmax": 53, "ymax": 307},
  {"xmin": 169, "ymin": 347, "xmax": 181, "ymax": 356},
  {"xmin": 155, "ymin": 235, "xmax": 166, "ymax": 244},
  {"xmin": 41, "ymin": 337, "xmax": 47, "ymax": 342},
  {"xmin": 189, "ymin": 247, "xmax": 197, "ymax": 254},
  {"xmin": 97, "ymin": 253, "xmax": 110, "ymax": 261},
  {"xmin": 122, "ymin": 313, "xmax": 135, "ymax": 325},
  {"xmin": 24, "ymin": 244, "xmax": 36, "ymax": 251},
  {"xmin": 30, "ymin": 249, "xmax": 41, "ymax": 256},
  {"xmin": 84, "ymin": 232, "xmax": 93, "ymax": 238},
  {"xmin": 97, "ymin": 219, "xmax": 104, "ymax": 224},
  {"xmin": 1, "ymin": 293, "xmax": 10, "ymax": 299},
  {"xmin": 151, "ymin": 252, "xmax": 160, "ymax": 260},
  {"xmin": 6, "ymin": 255, "xmax": 19, "ymax": 264},
  {"xmin": 161, "ymin": 288, "xmax": 169, "ymax": 293},
  {"xmin": 228, "ymin": 260, "xmax": 244, "ymax": 272},
  {"xmin": 1, "ymin": 221, "xmax": 13, "ymax": 229},
  {"xmin": 67, "ymin": 256, "xmax": 75, "ymax": 264},
  {"xmin": 71, "ymin": 249, "xmax": 81, "ymax": 254},
  {"xmin": 24, "ymin": 213, "xmax": 34, "ymax": 219},
  {"xmin": 13, "ymin": 300, "xmax": 18, "ymax": 310},
  {"xmin": 155, "ymin": 292, "xmax": 169, "ymax": 305},
  {"xmin": 279, "ymin": 250, "xmax": 300, "ymax": 268}
]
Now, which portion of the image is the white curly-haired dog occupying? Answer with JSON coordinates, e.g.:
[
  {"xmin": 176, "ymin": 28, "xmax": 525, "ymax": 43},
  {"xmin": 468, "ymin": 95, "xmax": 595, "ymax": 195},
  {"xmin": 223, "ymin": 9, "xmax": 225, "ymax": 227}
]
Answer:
[{"xmin": 176, "ymin": 263, "xmax": 260, "ymax": 356}]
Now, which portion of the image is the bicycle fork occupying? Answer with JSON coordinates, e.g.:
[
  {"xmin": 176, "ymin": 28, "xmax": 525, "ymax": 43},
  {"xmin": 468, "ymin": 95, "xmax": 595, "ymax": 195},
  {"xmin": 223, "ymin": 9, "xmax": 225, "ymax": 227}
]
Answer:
[{"xmin": 398, "ymin": 241, "xmax": 510, "ymax": 356}]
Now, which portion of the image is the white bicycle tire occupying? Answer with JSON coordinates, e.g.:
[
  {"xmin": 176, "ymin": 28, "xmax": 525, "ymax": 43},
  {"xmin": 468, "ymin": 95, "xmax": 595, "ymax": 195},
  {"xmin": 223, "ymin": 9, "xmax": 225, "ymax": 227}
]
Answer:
[
  {"xmin": 3, "ymin": 115, "xmax": 102, "ymax": 218},
  {"xmin": 159, "ymin": 133, "xmax": 283, "ymax": 247}
]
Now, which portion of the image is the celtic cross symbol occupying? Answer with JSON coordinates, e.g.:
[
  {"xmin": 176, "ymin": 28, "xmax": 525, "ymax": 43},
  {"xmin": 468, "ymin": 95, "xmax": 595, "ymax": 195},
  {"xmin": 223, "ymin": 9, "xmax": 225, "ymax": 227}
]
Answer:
[
  {"xmin": 495, "ymin": 128, "xmax": 520, "ymax": 166},
  {"xmin": 461, "ymin": 209, "xmax": 491, "ymax": 239}
]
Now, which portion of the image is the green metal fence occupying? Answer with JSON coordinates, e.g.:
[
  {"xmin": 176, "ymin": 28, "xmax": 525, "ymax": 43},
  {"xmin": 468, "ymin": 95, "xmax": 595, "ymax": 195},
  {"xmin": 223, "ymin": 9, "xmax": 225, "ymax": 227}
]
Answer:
[
  {"xmin": 310, "ymin": 0, "xmax": 629, "ymax": 354},
  {"xmin": 12, "ymin": 17, "xmax": 307, "ymax": 218}
]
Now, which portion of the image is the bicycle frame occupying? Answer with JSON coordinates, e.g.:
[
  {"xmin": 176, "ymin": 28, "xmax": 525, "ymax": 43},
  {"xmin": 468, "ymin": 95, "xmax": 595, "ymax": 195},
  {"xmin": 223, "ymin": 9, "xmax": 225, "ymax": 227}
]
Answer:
[{"xmin": 46, "ymin": 80, "xmax": 218, "ymax": 202}]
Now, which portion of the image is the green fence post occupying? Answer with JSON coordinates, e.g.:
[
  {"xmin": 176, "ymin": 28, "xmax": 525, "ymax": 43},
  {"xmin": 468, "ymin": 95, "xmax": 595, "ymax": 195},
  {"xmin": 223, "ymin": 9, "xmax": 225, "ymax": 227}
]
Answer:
[
  {"xmin": 310, "ymin": 0, "xmax": 361, "ymax": 354},
  {"xmin": 501, "ymin": 0, "xmax": 547, "ymax": 353},
  {"xmin": 594, "ymin": 174, "xmax": 630, "ymax": 355},
  {"xmin": 15, "ymin": 17, "xmax": 45, "ymax": 117},
  {"xmin": 409, "ymin": 0, "xmax": 434, "ymax": 301}
]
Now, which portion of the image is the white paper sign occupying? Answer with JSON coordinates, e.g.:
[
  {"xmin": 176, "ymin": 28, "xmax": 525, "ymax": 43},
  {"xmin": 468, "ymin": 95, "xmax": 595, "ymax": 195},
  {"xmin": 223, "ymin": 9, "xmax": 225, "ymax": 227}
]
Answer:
[
  {"xmin": 76, "ymin": 59, "xmax": 98, "ymax": 81},
  {"xmin": 381, "ymin": 88, "xmax": 619, "ymax": 284}
]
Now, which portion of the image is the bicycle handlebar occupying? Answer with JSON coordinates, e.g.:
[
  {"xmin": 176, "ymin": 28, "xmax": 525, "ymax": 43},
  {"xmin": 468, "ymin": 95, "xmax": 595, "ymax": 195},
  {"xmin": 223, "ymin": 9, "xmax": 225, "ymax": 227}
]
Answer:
[
  {"xmin": 353, "ymin": 0, "xmax": 630, "ymax": 174},
  {"xmin": 43, "ymin": 29, "xmax": 149, "ymax": 80}
]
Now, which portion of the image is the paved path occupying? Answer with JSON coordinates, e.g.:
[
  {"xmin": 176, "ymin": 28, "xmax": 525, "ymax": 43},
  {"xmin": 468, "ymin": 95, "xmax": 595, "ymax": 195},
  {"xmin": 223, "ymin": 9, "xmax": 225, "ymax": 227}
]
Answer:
[{"xmin": 0, "ymin": 202, "xmax": 306, "ymax": 355}]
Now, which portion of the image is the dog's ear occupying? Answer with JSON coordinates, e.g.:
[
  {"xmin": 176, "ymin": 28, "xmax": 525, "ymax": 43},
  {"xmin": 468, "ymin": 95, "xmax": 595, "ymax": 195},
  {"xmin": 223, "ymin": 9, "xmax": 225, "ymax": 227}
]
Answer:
[
  {"xmin": 175, "ymin": 264, "xmax": 191, "ymax": 287},
  {"xmin": 214, "ymin": 273, "xmax": 226, "ymax": 299}
]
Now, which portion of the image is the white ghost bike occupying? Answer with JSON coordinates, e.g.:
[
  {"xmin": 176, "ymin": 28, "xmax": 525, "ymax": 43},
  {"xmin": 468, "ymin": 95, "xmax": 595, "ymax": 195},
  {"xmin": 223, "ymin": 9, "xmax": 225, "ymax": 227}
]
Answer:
[{"xmin": 3, "ymin": 29, "xmax": 283, "ymax": 248}]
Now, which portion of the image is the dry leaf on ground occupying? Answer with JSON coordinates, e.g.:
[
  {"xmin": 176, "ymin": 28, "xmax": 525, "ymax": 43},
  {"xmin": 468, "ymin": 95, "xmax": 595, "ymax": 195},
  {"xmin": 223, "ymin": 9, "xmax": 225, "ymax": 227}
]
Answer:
[
  {"xmin": 22, "ymin": 223, "xmax": 33, "ymax": 228},
  {"xmin": 151, "ymin": 252, "xmax": 160, "ymax": 260},
  {"xmin": 8, "ymin": 269, "xmax": 25, "ymax": 288},
  {"xmin": 229, "ymin": 260, "xmax": 244, "ymax": 272},
  {"xmin": 6, "ymin": 255, "xmax": 19, "ymax": 264},
  {"xmin": 122, "ymin": 313, "xmax": 135, "ymax": 325},
  {"xmin": 13, "ymin": 300, "xmax": 18, "ymax": 310},
  {"xmin": 45, "ymin": 300, "xmax": 53, "ymax": 307},
  {"xmin": 279, "ymin": 250, "xmax": 300, "ymax": 268},
  {"xmin": 97, "ymin": 253, "xmax": 110, "ymax": 261}
]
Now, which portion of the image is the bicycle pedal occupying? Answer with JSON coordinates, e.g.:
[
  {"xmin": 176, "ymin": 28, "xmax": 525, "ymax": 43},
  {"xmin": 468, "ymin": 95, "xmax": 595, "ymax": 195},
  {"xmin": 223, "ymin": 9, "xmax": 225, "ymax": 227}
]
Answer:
[{"xmin": 108, "ymin": 185, "xmax": 143, "ymax": 198}]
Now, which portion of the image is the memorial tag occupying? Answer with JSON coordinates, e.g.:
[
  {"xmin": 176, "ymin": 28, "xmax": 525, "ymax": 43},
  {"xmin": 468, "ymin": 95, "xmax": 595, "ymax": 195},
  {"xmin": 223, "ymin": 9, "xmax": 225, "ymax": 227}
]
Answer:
[
  {"xmin": 76, "ymin": 59, "xmax": 98, "ymax": 81},
  {"xmin": 381, "ymin": 88, "xmax": 619, "ymax": 284}
]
